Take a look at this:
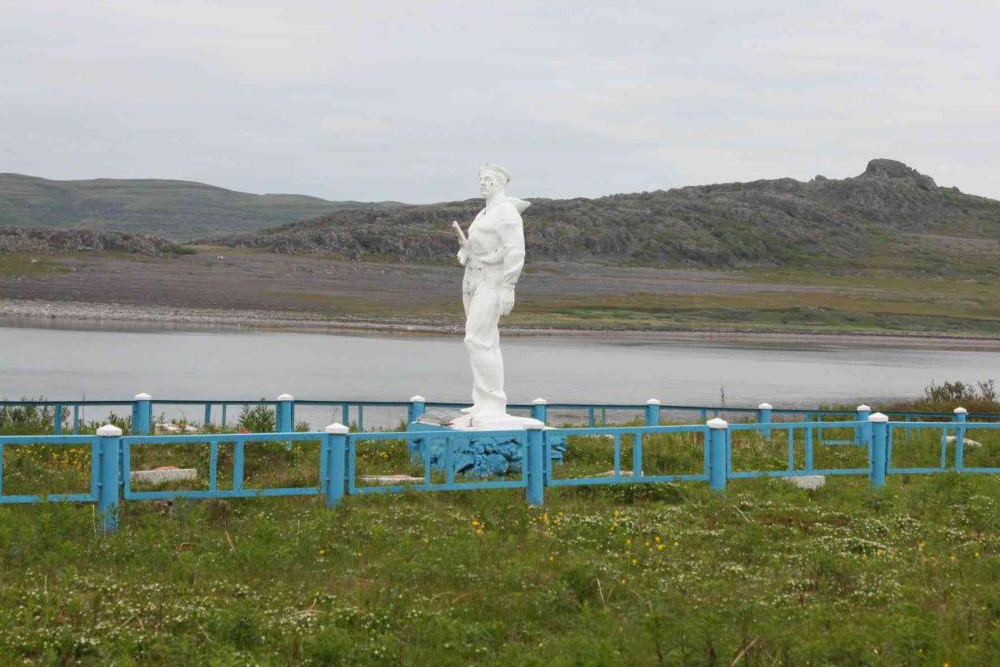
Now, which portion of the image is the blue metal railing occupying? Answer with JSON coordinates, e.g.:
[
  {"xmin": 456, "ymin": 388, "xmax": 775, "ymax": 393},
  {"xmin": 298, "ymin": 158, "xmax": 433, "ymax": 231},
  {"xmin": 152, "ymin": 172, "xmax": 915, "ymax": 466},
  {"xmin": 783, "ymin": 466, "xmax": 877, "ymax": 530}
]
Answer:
[
  {"xmin": 3, "ymin": 410, "xmax": 998, "ymax": 535},
  {"xmin": 3, "ymin": 395, "xmax": 997, "ymax": 436}
]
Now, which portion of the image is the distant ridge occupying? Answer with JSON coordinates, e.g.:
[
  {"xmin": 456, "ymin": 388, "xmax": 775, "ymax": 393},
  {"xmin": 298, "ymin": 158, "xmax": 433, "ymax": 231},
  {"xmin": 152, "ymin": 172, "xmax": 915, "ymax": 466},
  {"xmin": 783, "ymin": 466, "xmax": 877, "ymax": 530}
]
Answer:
[
  {"xmin": 209, "ymin": 159, "xmax": 1000, "ymax": 273},
  {"xmin": 0, "ymin": 173, "xmax": 399, "ymax": 241}
]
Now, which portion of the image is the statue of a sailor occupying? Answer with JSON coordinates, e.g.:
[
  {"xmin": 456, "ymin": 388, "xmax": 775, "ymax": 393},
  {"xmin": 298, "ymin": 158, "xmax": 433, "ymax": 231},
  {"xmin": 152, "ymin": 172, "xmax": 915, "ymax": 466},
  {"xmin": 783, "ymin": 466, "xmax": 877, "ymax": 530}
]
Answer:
[{"xmin": 451, "ymin": 164, "xmax": 530, "ymax": 425}]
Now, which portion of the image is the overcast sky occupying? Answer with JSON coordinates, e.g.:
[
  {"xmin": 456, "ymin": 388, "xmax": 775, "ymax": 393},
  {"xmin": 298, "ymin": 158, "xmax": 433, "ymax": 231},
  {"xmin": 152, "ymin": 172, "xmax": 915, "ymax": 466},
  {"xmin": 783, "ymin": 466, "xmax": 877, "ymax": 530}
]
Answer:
[{"xmin": 2, "ymin": 0, "xmax": 998, "ymax": 203}]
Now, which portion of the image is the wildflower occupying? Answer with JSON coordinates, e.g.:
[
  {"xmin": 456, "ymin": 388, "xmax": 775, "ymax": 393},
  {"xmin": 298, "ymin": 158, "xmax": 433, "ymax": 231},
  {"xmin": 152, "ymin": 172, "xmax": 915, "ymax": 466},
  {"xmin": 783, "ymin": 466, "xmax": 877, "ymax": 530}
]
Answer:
[
  {"xmin": 654, "ymin": 536, "xmax": 661, "ymax": 543},
  {"xmin": 657, "ymin": 544, "xmax": 665, "ymax": 551}
]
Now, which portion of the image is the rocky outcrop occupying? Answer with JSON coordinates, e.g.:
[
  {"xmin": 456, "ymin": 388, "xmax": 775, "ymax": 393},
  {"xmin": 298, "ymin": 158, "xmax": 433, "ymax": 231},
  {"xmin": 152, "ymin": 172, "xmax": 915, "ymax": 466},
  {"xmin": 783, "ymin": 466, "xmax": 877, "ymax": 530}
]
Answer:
[
  {"xmin": 208, "ymin": 159, "xmax": 1000, "ymax": 269},
  {"xmin": 0, "ymin": 227, "xmax": 191, "ymax": 256}
]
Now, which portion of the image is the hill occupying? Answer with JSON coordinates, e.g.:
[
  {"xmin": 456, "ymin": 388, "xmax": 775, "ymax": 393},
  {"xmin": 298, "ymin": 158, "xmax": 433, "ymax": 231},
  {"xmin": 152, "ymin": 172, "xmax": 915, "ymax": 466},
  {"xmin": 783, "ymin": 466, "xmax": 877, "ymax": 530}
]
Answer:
[
  {"xmin": 0, "ymin": 173, "xmax": 396, "ymax": 241},
  {"xmin": 210, "ymin": 159, "xmax": 1000, "ymax": 274}
]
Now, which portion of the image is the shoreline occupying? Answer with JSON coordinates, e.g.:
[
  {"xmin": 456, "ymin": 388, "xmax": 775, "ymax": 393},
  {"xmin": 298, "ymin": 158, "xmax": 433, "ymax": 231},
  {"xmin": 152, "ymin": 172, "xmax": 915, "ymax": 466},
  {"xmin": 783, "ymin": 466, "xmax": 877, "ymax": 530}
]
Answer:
[{"xmin": 4, "ymin": 297, "xmax": 1000, "ymax": 350}]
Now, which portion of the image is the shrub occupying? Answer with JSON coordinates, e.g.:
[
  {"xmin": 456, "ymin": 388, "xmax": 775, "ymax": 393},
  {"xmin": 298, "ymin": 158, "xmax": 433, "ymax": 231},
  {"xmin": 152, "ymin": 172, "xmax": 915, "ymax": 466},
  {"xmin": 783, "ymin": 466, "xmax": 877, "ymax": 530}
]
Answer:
[{"xmin": 238, "ymin": 400, "xmax": 276, "ymax": 433}]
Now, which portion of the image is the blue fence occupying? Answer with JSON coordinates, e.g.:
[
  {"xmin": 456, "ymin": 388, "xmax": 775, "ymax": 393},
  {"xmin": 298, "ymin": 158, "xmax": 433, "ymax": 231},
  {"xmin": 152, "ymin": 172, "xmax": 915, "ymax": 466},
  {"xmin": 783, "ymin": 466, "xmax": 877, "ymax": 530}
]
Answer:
[
  {"xmin": 1, "ymin": 394, "xmax": 993, "ymax": 435},
  {"xmin": 0, "ymin": 409, "xmax": 993, "ymax": 536}
]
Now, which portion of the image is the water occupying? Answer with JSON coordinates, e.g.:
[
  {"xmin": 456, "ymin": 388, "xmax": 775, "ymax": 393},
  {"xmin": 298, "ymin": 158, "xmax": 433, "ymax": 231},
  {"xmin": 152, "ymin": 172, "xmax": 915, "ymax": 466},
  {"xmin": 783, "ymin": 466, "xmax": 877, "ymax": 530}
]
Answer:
[{"xmin": 1, "ymin": 324, "xmax": 995, "ymax": 416}]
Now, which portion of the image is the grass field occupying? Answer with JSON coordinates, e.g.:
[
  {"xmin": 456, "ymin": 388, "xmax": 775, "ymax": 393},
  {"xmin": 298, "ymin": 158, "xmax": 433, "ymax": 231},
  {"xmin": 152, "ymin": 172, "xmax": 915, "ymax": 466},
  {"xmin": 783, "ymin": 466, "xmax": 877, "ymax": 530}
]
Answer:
[{"xmin": 4, "ymin": 414, "xmax": 1000, "ymax": 665}]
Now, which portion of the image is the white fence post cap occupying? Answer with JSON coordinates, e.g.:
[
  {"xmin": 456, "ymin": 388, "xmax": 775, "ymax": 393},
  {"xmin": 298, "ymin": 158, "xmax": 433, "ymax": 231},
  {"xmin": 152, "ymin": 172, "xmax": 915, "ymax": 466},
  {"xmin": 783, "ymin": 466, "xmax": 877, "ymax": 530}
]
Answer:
[
  {"xmin": 277, "ymin": 393, "xmax": 294, "ymax": 401},
  {"xmin": 532, "ymin": 397, "xmax": 547, "ymax": 405},
  {"xmin": 646, "ymin": 398, "xmax": 661, "ymax": 405},
  {"xmin": 410, "ymin": 395, "xmax": 425, "ymax": 402},
  {"xmin": 758, "ymin": 402, "xmax": 772, "ymax": 410},
  {"xmin": 857, "ymin": 404, "xmax": 871, "ymax": 412},
  {"xmin": 97, "ymin": 424, "xmax": 123, "ymax": 436},
  {"xmin": 134, "ymin": 392, "xmax": 151, "ymax": 400},
  {"xmin": 707, "ymin": 417, "xmax": 728, "ymax": 429},
  {"xmin": 869, "ymin": 412, "xmax": 889, "ymax": 423},
  {"xmin": 954, "ymin": 407, "xmax": 968, "ymax": 414},
  {"xmin": 525, "ymin": 419, "xmax": 545, "ymax": 430},
  {"xmin": 324, "ymin": 423, "xmax": 349, "ymax": 434}
]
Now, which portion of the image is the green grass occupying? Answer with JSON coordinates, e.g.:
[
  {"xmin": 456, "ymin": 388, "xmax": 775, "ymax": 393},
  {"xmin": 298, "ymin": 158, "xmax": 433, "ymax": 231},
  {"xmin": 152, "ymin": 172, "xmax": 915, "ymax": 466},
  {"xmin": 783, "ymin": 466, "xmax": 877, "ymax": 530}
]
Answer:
[
  {"xmin": 5, "ymin": 423, "xmax": 1000, "ymax": 664},
  {"xmin": 0, "ymin": 254, "xmax": 68, "ymax": 278}
]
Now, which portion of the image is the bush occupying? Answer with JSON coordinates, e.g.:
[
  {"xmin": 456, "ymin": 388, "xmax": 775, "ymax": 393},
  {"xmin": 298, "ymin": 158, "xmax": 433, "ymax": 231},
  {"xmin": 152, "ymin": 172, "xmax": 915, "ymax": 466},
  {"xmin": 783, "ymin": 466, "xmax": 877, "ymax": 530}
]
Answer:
[
  {"xmin": 0, "ymin": 399, "xmax": 63, "ymax": 434},
  {"xmin": 238, "ymin": 400, "xmax": 276, "ymax": 433},
  {"xmin": 884, "ymin": 380, "xmax": 999, "ymax": 414}
]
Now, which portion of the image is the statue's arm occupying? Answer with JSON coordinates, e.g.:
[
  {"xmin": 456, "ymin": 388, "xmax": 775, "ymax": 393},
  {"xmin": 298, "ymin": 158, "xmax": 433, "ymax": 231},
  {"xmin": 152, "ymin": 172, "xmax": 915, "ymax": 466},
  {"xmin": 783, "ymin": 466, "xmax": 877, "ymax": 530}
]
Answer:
[
  {"xmin": 497, "ymin": 215, "xmax": 525, "ymax": 289},
  {"xmin": 452, "ymin": 220, "xmax": 469, "ymax": 266}
]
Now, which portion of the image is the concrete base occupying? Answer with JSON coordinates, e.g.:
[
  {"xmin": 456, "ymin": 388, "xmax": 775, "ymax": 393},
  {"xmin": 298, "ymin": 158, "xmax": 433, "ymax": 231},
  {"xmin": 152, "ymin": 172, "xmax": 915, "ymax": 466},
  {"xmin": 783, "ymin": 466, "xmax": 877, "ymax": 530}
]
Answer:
[
  {"xmin": 446, "ymin": 412, "xmax": 545, "ymax": 431},
  {"xmin": 360, "ymin": 475, "xmax": 424, "ymax": 485},
  {"xmin": 782, "ymin": 475, "xmax": 826, "ymax": 490},
  {"xmin": 416, "ymin": 409, "xmax": 543, "ymax": 431},
  {"xmin": 130, "ymin": 467, "xmax": 197, "ymax": 486}
]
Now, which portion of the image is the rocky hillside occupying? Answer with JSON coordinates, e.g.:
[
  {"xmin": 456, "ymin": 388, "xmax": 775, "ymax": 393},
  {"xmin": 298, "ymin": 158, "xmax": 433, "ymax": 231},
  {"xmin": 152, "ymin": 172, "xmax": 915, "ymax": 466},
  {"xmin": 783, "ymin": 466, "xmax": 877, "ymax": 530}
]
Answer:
[
  {"xmin": 210, "ymin": 160, "xmax": 1000, "ymax": 271},
  {"xmin": 0, "ymin": 227, "xmax": 190, "ymax": 257},
  {"xmin": 0, "ymin": 173, "xmax": 396, "ymax": 241}
]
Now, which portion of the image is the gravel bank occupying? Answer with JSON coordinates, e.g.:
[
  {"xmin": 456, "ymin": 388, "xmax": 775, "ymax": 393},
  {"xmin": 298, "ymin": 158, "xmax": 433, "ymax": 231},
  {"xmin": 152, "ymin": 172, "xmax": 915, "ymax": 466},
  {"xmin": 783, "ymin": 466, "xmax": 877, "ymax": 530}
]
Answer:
[{"xmin": 4, "ymin": 297, "xmax": 1000, "ymax": 350}]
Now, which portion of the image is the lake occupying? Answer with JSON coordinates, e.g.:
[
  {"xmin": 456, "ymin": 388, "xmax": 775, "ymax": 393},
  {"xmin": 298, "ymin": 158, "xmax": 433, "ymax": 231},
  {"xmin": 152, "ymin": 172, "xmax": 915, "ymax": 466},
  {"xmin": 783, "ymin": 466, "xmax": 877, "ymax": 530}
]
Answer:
[{"xmin": 1, "ymin": 323, "xmax": 995, "ymax": 422}]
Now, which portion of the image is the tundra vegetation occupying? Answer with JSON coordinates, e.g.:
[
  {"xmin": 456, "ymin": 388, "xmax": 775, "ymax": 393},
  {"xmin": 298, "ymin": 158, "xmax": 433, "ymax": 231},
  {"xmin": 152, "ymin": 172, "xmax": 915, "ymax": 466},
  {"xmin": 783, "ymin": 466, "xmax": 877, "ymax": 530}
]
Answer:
[{"xmin": 2, "ymin": 383, "xmax": 1000, "ymax": 664}]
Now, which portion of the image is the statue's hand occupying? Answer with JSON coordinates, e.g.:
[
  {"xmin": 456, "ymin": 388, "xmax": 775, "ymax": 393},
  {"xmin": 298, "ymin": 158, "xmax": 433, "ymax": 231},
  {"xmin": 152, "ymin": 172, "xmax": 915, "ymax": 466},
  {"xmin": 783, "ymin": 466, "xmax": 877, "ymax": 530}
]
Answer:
[
  {"xmin": 452, "ymin": 220, "xmax": 468, "ymax": 247},
  {"xmin": 452, "ymin": 220, "xmax": 469, "ymax": 266},
  {"xmin": 500, "ymin": 286, "xmax": 515, "ymax": 316}
]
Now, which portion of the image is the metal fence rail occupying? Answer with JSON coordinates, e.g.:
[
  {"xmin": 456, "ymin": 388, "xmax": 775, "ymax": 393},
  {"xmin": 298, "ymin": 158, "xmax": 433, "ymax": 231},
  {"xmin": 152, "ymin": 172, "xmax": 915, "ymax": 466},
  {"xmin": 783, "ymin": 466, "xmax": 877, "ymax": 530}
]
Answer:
[
  {"xmin": 3, "ymin": 394, "xmax": 996, "ymax": 435},
  {"xmin": 2, "ymin": 409, "xmax": 996, "ymax": 536}
]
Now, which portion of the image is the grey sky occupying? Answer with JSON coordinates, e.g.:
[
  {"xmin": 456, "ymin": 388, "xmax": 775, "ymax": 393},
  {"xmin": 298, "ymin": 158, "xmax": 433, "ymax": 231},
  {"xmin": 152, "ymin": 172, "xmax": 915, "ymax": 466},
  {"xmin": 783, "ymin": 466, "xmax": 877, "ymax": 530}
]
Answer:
[{"xmin": 2, "ymin": 0, "xmax": 999, "ymax": 203}]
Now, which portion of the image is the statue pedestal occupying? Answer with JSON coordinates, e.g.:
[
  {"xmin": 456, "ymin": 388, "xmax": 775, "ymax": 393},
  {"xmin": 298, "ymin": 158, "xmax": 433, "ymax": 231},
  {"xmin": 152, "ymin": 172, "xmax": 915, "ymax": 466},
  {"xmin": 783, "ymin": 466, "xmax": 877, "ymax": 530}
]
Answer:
[{"xmin": 406, "ymin": 410, "xmax": 564, "ymax": 477}]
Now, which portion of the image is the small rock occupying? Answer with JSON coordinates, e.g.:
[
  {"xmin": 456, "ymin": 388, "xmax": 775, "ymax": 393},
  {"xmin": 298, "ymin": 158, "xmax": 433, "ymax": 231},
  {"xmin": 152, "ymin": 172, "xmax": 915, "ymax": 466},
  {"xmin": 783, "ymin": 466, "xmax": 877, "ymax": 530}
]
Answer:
[
  {"xmin": 782, "ymin": 475, "xmax": 825, "ymax": 490},
  {"xmin": 946, "ymin": 435, "xmax": 983, "ymax": 448}
]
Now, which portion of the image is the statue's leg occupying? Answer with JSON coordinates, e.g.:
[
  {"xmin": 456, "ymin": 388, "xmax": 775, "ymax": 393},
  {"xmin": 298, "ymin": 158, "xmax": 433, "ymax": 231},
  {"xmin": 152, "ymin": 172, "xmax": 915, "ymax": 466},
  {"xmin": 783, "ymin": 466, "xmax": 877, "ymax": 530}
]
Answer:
[
  {"xmin": 461, "ymin": 288, "xmax": 479, "ymax": 412},
  {"xmin": 463, "ymin": 287, "xmax": 506, "ymax": 416}
]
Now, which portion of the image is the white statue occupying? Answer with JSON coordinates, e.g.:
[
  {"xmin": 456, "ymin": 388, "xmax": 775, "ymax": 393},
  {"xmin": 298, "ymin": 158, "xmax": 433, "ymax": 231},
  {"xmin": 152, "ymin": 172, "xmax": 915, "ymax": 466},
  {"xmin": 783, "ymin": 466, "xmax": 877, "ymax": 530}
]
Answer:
[{"xmin": 450, "ymin": 164, "xmax": 530, "ymax": 427}]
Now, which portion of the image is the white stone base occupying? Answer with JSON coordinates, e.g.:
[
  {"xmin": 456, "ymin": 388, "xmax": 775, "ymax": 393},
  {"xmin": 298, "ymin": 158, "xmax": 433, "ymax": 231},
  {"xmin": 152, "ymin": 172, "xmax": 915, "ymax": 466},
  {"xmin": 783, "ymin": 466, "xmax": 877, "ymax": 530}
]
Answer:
[
  {"xmin": 130, "ymin": 468, "xmax": 197, "ymax": 485},
  {"xmin": 782, "ymin": 475, "xmax": 826, "ymax": 490},
  {"xmin": 446, "ymin": 412, "xmax": 545, "ymax": 431}
]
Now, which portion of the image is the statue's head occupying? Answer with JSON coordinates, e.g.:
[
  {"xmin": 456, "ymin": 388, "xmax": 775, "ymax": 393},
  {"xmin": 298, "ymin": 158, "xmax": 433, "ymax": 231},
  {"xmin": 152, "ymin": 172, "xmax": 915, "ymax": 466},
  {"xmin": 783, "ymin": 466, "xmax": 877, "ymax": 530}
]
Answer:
[{"xmin": 479, "ymin": 164, "xmax": 509, "ymax": 199}]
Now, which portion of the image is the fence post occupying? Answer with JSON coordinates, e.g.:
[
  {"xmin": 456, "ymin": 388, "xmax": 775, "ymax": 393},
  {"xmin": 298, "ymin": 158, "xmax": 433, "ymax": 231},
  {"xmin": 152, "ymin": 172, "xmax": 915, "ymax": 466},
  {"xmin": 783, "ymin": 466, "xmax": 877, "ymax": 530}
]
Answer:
[
  {"xmin": 526, "ymin": 422, "xmax": 545, "ymax": 506},
  {"xmin": 96, "ymin": 424, "xmax": 122, "ymax": 535},
  {"xmin": 757, "ymin": 402, "xmax": 772, "ymax": 438},
  {"xmin": 645, "ymin": 398, "xmax": 660, "ymax": 426},
  {"xmin": 855, "ymin": 404, "xmax": 871, "ymax": 445},
  {"xmin": 707, "ymin": 418, "xmax": 728, "ymax": 492},
  {"xmin": 408, "ymin": 395, "xmax": 426, "ymax": 423},
  {"xmin": 132, "ymin": 393, "xmax": 152, "ymax": 435},
  {"xmin": 276, "ymin": 394, "xmax": 293, "ymax": 432},
  {"xmin": 531, "ymin": 398, "xmax": 548, "ymax": 425},
  {"xmin": 53, "ymin": 403, "xmax": 63, "ymax": 435},
  {"xmin": 869, "ymin": 412, "xmax": 889, "ymax": 489},
  {"xmin": 324, "ymin": 423, "xmax": 349, "ymax": 507},
  {"xmin": 953, "ymin": 407, "xmax": 968, "ymax": 470}
]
